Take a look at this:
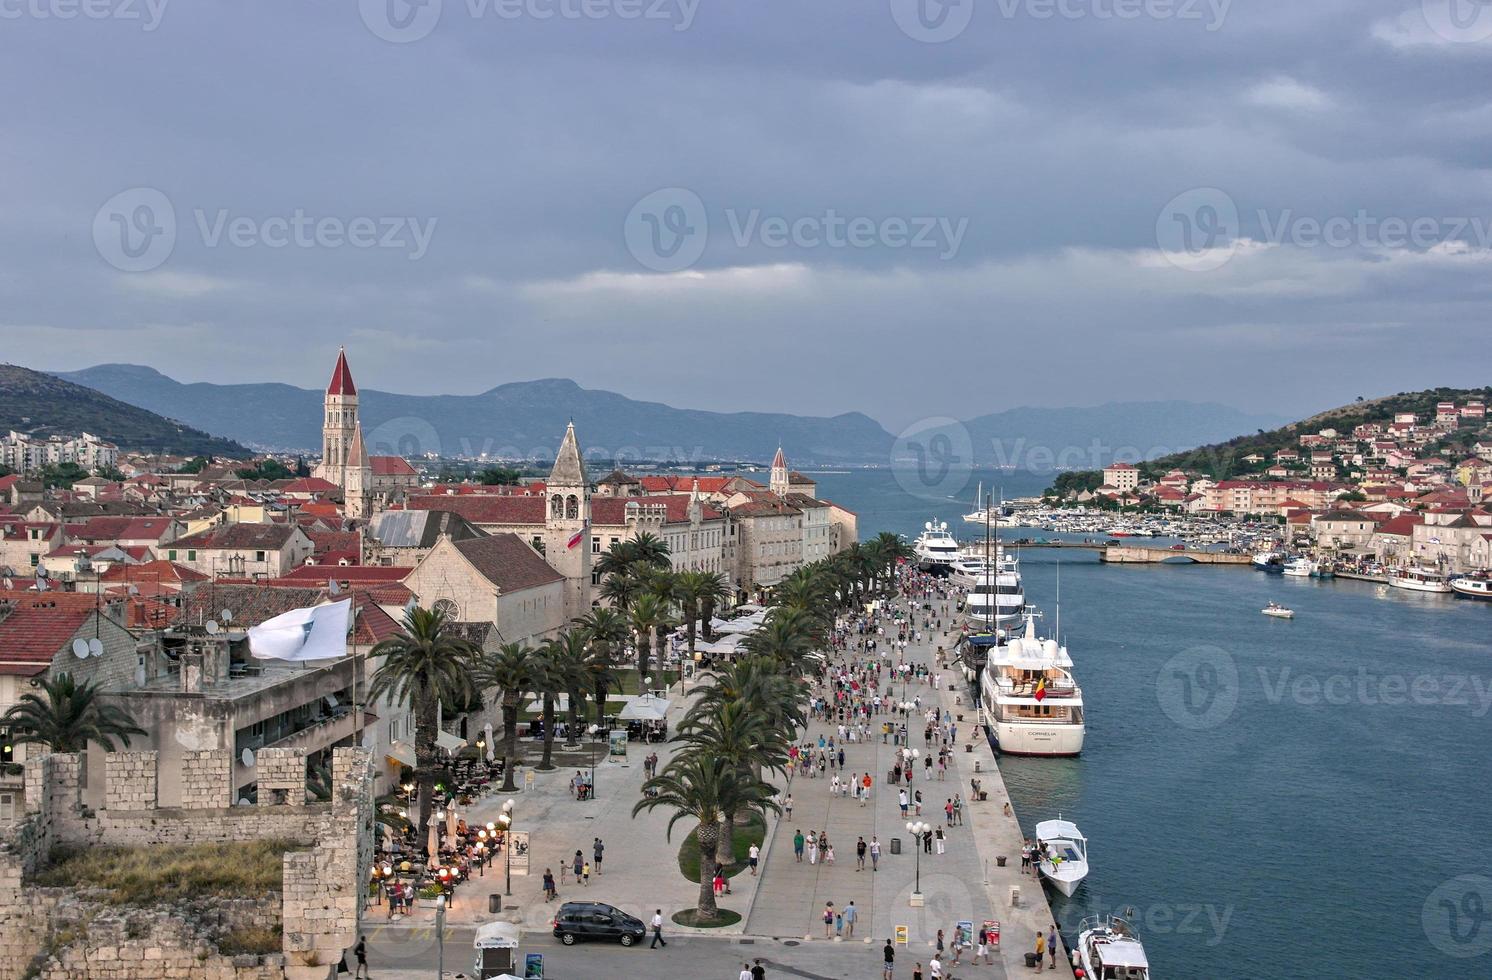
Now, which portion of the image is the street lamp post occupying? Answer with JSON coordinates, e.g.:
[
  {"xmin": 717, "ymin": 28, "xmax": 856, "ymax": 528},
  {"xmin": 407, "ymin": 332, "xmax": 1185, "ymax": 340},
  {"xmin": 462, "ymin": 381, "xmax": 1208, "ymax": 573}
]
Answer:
[
  {"xmin": 906, "ymin": 820, "xmax": 930, "ymax": 906},
  {"xmin": 435, "ymin": 894, "xmax": 446, "ymax": 978},
  {"xmin": 499, "ymin": 799, "xmax": 515, "ymax": 896}
]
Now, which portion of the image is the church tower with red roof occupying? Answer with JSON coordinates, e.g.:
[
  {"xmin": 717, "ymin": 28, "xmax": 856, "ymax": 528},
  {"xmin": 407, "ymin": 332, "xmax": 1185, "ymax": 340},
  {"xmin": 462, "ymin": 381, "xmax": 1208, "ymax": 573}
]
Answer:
[
  {"xmin": 314, "ymin": 348, "xmax": 359, "ymax": 487},
  {"xmin": 770, "ymin": 446, "xmax": 789, "ymax": 497}
]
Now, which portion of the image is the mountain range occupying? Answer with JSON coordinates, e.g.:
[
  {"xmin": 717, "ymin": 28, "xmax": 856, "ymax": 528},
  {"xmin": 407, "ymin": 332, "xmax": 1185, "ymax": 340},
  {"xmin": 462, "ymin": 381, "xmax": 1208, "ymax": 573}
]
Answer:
[
  {"xmin": 52, "ymin": 363, "xmax": 1288, "ymax": 466},
  {"xmin": 0, "ymin": 365, "xmax": 249, "ymax": 459}
]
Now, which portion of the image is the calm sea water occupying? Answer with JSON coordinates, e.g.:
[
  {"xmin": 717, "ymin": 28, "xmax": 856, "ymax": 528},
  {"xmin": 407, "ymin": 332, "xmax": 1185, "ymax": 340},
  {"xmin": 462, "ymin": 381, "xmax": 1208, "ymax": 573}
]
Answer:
[{"xmin": 811, "ymin": 467, "xmax": 1492, "ymax": 979}]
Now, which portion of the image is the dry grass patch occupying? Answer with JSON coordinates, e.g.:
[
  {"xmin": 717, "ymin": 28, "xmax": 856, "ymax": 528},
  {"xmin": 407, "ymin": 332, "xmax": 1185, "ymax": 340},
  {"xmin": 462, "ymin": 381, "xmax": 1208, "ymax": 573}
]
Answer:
[{"xmin": 33, "ymin": 840, "xmax": 300, "ymax": 906}]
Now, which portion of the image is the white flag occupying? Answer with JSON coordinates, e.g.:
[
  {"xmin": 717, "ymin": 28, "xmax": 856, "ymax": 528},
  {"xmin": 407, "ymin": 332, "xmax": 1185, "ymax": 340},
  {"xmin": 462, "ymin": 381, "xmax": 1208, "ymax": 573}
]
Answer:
[{"xmin": 248, "ymin": 598, "xmax": 352, "ymax": 662}]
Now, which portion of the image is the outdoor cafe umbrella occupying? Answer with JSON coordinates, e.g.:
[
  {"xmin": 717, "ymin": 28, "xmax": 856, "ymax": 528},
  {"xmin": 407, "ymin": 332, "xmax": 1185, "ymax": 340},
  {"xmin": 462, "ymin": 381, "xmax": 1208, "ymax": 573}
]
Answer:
[
  {"xmin": 446, "ymin": 807, "xmax": 457, "ymax": 840},
  {"xmin": 426, "ymin": 822, "xmax": 440, "ymax": 866},
  {"xmin": 618, "ymin": 694, "xmax": 671, "ymax": 722},
  {"xmin": 484, "ymin": 722, "xmax": 495, "ymax": 761}
]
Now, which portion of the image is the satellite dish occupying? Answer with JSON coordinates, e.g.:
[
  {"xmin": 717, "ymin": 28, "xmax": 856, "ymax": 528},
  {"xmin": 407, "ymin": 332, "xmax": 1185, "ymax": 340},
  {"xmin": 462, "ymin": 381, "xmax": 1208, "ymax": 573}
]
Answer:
[
  {"xmin": 34, "ymin": 576, "xmax": 48, "ymax": 592},
  {"xmin": 72, "ymin": 639, "xmax": 90, "ymax": 659},
  {"xmin": 328, "ymin": 579, "xmax": 341, "ymax": 596},
  {"xmin": 88, "ymin": 638, "xmax": 104, "ymax": 658},
  {"xmin": 236, "ymin": 797, "xmax": 251, "ymax": 807},
  {"xmin": 205, "ymin": 620, "xmax": 220, "ymax": 635},
  {"xmin": 241, "ymin": 748, "xmax": 255, "ymax": 767},
  {"xmin": 127, "ymin": 585, "xmax": 139, "ymax": 596},
  {"xmin": 924, "ymin": 522, "xmax": 933, "ymax": 531},
  {"xmin": 2, "ymin": 578, "xmax": 11, "ymax": 591},
  {"xmin": 35, "ymin": 566, "xmax": 48, "ymax": 578}
]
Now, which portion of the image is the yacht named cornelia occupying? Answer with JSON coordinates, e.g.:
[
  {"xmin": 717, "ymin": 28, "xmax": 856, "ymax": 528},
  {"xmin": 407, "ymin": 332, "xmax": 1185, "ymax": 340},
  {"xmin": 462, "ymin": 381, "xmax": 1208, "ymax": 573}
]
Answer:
[{"xmin": 979, "ymin": 617, "xmax": 1084, "ymax": 756}]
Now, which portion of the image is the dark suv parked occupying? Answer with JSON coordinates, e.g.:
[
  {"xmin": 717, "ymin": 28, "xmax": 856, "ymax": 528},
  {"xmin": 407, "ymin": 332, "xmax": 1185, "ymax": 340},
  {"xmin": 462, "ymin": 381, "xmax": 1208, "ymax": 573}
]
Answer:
[{"xmin": 551, "ymin": 901, "xmax": 647, "ymax": 946}]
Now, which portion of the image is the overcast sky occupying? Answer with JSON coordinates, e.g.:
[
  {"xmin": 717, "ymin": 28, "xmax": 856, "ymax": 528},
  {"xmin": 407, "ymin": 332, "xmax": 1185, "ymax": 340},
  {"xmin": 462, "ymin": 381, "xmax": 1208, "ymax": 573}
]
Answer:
[{"xmin": 3, "ymin": 0, "xmax": 1491, "ymax": 431}]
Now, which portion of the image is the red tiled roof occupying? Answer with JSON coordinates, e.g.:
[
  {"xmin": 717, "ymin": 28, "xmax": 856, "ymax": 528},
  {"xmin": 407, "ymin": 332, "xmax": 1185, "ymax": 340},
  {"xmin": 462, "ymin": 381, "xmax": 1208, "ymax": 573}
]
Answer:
[
  {"xmin": 98, "ymin": 559, "xmax": 209, "ymax": 587},
  {"xmin": 409, "ymin": 494, "xmax": 546, "ymax": 525},
  {"xmin": 328, "ymin": 348, "xmax": 356, "ymax": 395},
  {"xmin": 279, "ymin": 477, "xmax": 340, "ymax": 494},
  {"xmin": 280, "ymin": 565, "xmax": 414, "ymax": 583},
  {"xmin": 299, "ymin": 502, "xmax": 343, "ymax": 519},
  {"xmin": 0, "ymin": 601, "xmax": 91, "ymax": 676},
  {"xmin": 591, "ymin": 495, "xmax": 720, "ymax": 525},
  {"xmin": 172, "ymin": 523, "xmax": 302, "ymax": 551},
  {"xmin": 453, "ymin": 534, "xmax": 564, "ymax": 592},
  {"xmin": 305, "ymin": 529, "xmax": 360, "ymax": 558},
  {"xmin": 0, "ymin": 476, "xmax": 18, "ymax": 492},
  {"xmin": 371, "ymin": 456, "xmax": 417, "ymax": 477}
]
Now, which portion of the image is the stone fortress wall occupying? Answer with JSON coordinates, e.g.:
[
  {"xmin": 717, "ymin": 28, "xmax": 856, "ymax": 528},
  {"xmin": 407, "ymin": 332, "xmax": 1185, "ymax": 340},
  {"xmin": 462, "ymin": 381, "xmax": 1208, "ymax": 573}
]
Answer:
[{"xmin": 0, "ymin": 746, "xmax": 374, "ymax": 979}]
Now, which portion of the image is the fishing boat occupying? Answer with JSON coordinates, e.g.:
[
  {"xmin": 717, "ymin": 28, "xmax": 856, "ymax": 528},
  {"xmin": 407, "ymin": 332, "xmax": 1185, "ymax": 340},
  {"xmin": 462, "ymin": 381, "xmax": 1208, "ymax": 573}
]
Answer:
[
  {"xmin": 1252, "ymin": 551, "xmax": 1285, "ymax": 573},
  {"xmin": 1387, "ymin": 566, "xmax": 1453, "ymax": 594},
  {"xmin": 1262, "ymin": 602, "xmax": 1294, "ymax": 619},
  {"xmin": 1076, "ymin": 912, "xmax": 1150, "ymax": 980},
  {"xmin": 1281, "ymin": 556, "xmax": 1314, "ymax": 578},
  {"xmin": 1034, "ymin": 817, "xmax": 1089, "ymax": 897},
  {"xmin": 1450, "ymin": 576, "xmax": 1492, "ymax": 601}
]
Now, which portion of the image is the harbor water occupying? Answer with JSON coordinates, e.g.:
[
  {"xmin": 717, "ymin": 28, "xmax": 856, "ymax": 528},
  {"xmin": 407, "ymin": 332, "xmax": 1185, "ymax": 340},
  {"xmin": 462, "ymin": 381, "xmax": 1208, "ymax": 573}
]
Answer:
[{"xmin": 811, "ymin": 467, "xmax": 1492, "ymax": 978}]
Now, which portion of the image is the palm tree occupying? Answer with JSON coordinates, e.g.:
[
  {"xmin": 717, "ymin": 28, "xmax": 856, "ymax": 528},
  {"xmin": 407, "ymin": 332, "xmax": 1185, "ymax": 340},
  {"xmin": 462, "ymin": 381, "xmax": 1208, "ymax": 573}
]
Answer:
[
  {"xmin": 627, "ymin": 592, "xmax": 670, "ymax": 681},
  {"xmin": 477, "ymin": 642, "xmax": 535, "ymax": 792},
  {"xmin": 677, "ymin": 698, "xmax": 788, "ymax": 867},
  {"xmin": 742, "ymin": 607, "xmax": 821, "ymax": 675},
  {"xmin": 2, "ymin": 672, "xmax": 145, "ymax": 786},
  {"xmin": 632, "ymin": 750, "xmax": 779, "ymax": 921},
  {"xmin": 575, "ymin": 607, "xmax": 627, "ymax": 732},
  {"xmin": 675, "ymin": 570, "xmax": 728, "ymax": 664},
  {"xmin": 368, "ymin": 606, "xmax": 479, "ymax": 840},
  {"xmin": 527, "ymin": 645, "xmax": 566, "ymax": 772},
  {"xmin": 542, "ymin": 629, "xmax": 592, "ymax": 750},
  {"xmin": 638, "ymin": 567, "xmax": 680, "ymax": 681}
]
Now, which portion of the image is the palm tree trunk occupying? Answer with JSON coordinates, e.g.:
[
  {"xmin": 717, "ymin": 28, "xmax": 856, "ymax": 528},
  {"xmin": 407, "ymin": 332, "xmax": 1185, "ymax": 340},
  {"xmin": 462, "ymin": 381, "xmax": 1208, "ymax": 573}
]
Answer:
[
  {"xmin": 539, "ymin": 696, "xmax": 557, "ymax": 771},
  {"xmin": 701, "ymin": 598, "xmax": 715, "ymax": 641},
  {"xmin": 685, "ymin": 612, "xmax": 697, "ymax": 673},
  {"xmin": 564, "ymin": 687, "xmax": 582, "ymax": 748},
  {"xmin": 414, "ymin": 696, "xmax": 438, "ymax": 840},
  {"xmin": 716, "ymin": 806, "xmax": 735, "ymax": 868},
  {"xmin": 696, "ymin": 823, "xmax": 721, "ymax": 919},
  {"xmin": 636, "ymin": 630, "xmax": 649, "ymax": 679},
  {"xmin": 501, "ymin": 695, "xmax": 520, "ymax": 791},
  {"xmin": 594, "ymin": 679, "xmax": 608, "ymax": 732}
]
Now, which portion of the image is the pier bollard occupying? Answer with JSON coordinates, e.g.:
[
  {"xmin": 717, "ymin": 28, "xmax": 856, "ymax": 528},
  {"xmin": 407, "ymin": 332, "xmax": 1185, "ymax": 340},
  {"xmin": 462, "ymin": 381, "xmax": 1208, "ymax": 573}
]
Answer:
[{"xmin": 1009, "ymin": 885, "xmax": 1020, "ymax": 907}]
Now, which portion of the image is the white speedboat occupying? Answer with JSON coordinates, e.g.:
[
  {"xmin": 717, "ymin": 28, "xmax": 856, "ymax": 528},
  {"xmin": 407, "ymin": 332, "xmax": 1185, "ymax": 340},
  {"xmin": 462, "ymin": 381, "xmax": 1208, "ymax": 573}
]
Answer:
[
  {"xmin": 1262, "ymin": 602, "xmax": 1294, "ymax": 619},
  {"xmin": 979, "ymin": 618, "xmax": 1084, "ymax": 756},
  {"xmin": 913, "ymin": 521, "xmax": 960, "ymax": 574},
  {"xmin": 1450, "ymin": 576, "xmax": 1492, "ymax": 601},
  {"xmin": 1388, "ymin": 566, "xmax": 1453, "ymax": 594},
  {"xmin": 1034, "ymin": 817, "xmax": 1089, "ymax": 897},
  {"xmin": 1076, "ymin": 912, "xmax": 1150, "ymax": 980},
  {"xmin": 1281, "ymin": 556, "xmax": 1314, "ymax": 577}
]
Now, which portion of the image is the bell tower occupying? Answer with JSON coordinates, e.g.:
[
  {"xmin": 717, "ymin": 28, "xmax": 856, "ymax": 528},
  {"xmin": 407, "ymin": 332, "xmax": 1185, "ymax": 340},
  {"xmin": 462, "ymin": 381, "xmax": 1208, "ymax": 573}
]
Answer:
[
  {"xmin": 344, "ymin": 421, "xmax": 373, "ymax": 520},
  {"xmin": 542, "ymin": 422, "xmax": 591, "ymax": 622},
  {"xmin": 769, "ymin": 446, "xmax": 789, "ymax": 497},
  {"xmin": 315, "ymin": 347, "xmax": 358, "ymax": 486}
]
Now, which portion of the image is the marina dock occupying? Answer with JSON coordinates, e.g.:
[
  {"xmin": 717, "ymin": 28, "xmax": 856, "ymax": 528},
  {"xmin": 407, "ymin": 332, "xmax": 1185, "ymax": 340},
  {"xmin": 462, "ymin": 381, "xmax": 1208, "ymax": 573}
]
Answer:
[{"xmin": 968, "ymin": 538, "xmax": 1254, "ymax": 565}]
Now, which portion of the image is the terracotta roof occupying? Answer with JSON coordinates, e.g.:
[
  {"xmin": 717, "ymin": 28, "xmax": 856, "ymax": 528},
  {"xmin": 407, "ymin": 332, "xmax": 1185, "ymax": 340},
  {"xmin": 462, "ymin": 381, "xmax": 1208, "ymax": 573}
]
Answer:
[
  {"xmin": 0, "ymin": 600, "xmax": 92, "ymax": 676},
  {"xmin": 171, "ymin": 523, "xmax": 302, "ymax": 551},
  {"xmin": 1375, "ymin": 515, "xmax": 1422, "ymax": 537},
  {"xmin": 596, "ymin": 469, "xmax": 641, "ymax": 486},
  {"xmin": 98, "ymin": 559, "xmax": 209, "ymax": 587},
  {"xmin": 281, "ymin": 565, "xmax": 414, "ymax": 583},
  {"xmin": 305, "ymin": 529, "xmax": 360, "ymax": 558},
  {"xmin": 637, "ymin": 475, "xmax": 753, "ymax": 494},
  {"xmin": 279, "ymin": 477, "xmax": 341, "ymax": 494},
  {"xmin": 592, "ymin": 495, "xmax": 720, "ymax": 525},
  {"xmin": 370, "ymin": 456, "xmax": 418, "ymax": 477},
  {"xmin": 409, "ymin": 494, "xmax": 545, "ymax": 525},
  {"xmin": 772, "ymin": 447, "xmax": 787, "ymax": 469},
  {"xmin": 453, "ymin": 534, "xmax": 564, "ymax": 592},
  {"xmin": 327, "ymin": 348, "xmax": 357, "ymax": 395}
]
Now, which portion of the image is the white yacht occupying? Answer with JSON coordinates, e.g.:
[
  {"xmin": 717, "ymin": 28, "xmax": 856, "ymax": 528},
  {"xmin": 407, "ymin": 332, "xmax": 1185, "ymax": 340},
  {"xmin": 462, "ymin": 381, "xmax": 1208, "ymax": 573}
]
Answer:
[
  {"xmin": 1450, "ymin": 576, "xmax": 1492, "ymax": 601},
  {"xmin": 1035, "ymin": 817, "xmax": 1089, "ymax": 897},
  {"xmin": 912, "ymin": 521, "xmax": 960, "ymax": 573},
  {"xmin": 1388, "ymin": 566, "xmax": 1453, "ymax": 594},
  {"xmin": 1281, "ymin": 556, "xmax": 1314, "ymax": 577},
  {"xmin": 964, "ymin": 563, "xmax": 1026, "ymax": 629},
  {"xmin": 978, "ymin": 619, "xmax": 1084, "ymax": 756},
  {"xmin": 1077, "ymin": 912, "xmax": 1151, "ymax": 980}
]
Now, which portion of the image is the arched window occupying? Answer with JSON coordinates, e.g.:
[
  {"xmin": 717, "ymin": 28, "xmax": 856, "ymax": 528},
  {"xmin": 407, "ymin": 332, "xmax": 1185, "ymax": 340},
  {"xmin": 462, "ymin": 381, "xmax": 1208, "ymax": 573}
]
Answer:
[
  {"xmin": 551, "ymin": 494, "xmax": 563, "ymax": 518},
  {"xmin": 566, "ymin": 495, "xmax": 579, "ymax": 519}
]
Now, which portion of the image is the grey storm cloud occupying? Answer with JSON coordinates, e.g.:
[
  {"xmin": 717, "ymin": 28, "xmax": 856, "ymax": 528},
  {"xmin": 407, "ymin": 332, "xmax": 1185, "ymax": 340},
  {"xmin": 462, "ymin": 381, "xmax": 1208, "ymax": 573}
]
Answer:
[{"xmin": 1, "ymin": 0, "xmax": 1490, "ymax": 429}]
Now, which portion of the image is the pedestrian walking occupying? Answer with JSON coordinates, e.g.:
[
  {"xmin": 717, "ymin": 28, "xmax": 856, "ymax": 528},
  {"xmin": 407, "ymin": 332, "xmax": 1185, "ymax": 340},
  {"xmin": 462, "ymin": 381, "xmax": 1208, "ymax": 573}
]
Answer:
[
  {"xmin": 856, "ymin": 836, "xmax": 867, "ymax": 871},
  {"xmin": 751, "ymin": 959, "xmax": 767, "ymax": 980},
  {"xmin": 883, "ymin": 939, "xmax": 896, "ymax": 979},
  {"xmin": 749, "ymin": 843, "xmax": 760, "ymax": 876},
  {"xmin": 740, "ymin": 963, "xmax": 753, "ymax": 980},
  {"xmin": 934, "ymin": 827, "xmax": 945, "ymax": 855},
  {"xmin": 593, "ymin": 838, "xmax": 605, "ymax": 875},
  {"xmin": 1035, "ymin": 929, "xmax": 1045, "ymax": 966},
  {"xmin": 825, "ymin": 842, "xmax": 836, "ymax": 865},
  {"xmin": 822, "ymin": 902, "xmax": 835, "ymax": 939},
  {"xmin": 572, "ymin": 850, "xmax": 583, "ymax": 881},
  {"xmin": 1048, "ymin": 927, "xmax": 1059, "ymax": 969},
  {"xmin": 844, "ymin": 900, "xmax": 857, "ymax": 938},
  {"xmin": 899, "ymin": 789, "xmax": 909, "ymax": 817},
  {"xmin": 650, "ymin": 909, "xmax": 667, "ymax": 948},
  {"xmin": 353, "ymin": 936, "xmax": 368, "ymax": 979},
  {"xmin": 870, "ymin": 836, "xmax": 881, "ymax": 871},
  {"xmin": 581, "ymin": 861, "xmax": 591, "ymax": 886},
  {"xmin": 785, "ymin": 793, "xmax": 794, "ymax": 819},
  {"xmin": 794, "ymin": 829, "xmax": 805, "ymax": 862},
  {"xmin": 542, "ymin": 868, "xmax": 557, "ymax": 902}
]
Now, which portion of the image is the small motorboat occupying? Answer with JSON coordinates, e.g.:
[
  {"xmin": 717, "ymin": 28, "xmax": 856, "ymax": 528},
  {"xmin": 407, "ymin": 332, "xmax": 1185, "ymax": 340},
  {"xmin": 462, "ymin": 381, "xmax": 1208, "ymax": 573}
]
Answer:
[
  {"xmin": 1077, "ymin": 911, "xmax": 1150, "ymax": 980},
  {"xmin": 1449, "ymin": 576, "xmax": 1492, "ymax": 601},
  {"xmin": 1281, "ymin": 556, "xmax": 1314, "ymax": 578},
  {"xmin": 1262, "ymin": 602, "xmax": 1294, "ymax": 620},
  {"xmin": 1035, "ymin": 817, "xmax": 1089, "ymax": 897}
]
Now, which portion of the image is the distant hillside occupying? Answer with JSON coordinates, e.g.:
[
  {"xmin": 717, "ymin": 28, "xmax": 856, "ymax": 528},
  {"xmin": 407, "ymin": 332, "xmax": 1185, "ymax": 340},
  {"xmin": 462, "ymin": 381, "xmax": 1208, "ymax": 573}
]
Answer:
[
  {"xmin": 57, "ymin": 365, "xmax": 893, "ymax": 463},
  {"xmin": 1047, "ymin": 386, "xmax": 1492, "ymax": 495},
  {"xmin": 0, "ymin": 364, "xmax": 249, "ymax": 459},
  {"xmin": 55, "ymin": 364, "xmax": 1294, "ymax": 468}
]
